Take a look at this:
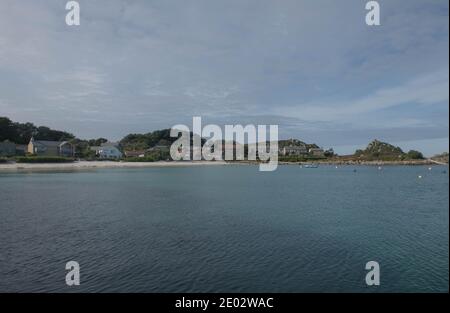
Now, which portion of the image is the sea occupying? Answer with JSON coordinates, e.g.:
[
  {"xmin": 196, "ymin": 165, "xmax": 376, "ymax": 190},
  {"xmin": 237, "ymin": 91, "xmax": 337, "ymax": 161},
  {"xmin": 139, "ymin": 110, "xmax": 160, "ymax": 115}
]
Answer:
[{"xmin": 0, "ymin": 165, "xmax": 448, "ymax": 292}]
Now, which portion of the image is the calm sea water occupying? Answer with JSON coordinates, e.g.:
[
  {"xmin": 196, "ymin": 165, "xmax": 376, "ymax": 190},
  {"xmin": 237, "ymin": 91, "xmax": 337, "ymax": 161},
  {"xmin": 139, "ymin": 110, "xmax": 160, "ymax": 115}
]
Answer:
[{"xmin": 0, "ymin": 165, "xmax": 448, "ymax": 292}]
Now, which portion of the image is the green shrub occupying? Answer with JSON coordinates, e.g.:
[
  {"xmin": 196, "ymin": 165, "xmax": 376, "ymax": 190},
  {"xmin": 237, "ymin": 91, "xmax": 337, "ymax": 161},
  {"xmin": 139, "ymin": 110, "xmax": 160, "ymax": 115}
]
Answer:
[
  {"xmin": 15, "ymin": 156, "xmax": 75, "ymax": 163},
  {"xmin": 406, "ymin": 150, "xmax": 424, "ymax": 160},
  {"xmin": 0, "ymin": 157, "xmax": 8, "ymax": 163}
]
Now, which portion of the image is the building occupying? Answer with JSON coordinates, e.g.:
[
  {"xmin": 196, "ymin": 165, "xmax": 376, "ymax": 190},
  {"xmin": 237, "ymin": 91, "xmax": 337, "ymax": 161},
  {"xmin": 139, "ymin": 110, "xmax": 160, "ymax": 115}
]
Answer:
[
  {"xmin": 0, "ymin": 140, "xmax": 16, "ymax": 156},
  {"xmin": 15, "ymin": 144, "xmax": 27, "ymax": 156},
  {"xmin": 91, "ymin": 142, "xmax": 123, "ymax": 159},
  {"xmin": 27, "ymin": 137, "xmax": 74, "ymax": 157},
  {"xmin": 280, "ymin": 144, "xmax": 308, "ymax": 156},
  {"xmin": 309, "ymin": 148, "xmax": 325, "ymax": 157}
]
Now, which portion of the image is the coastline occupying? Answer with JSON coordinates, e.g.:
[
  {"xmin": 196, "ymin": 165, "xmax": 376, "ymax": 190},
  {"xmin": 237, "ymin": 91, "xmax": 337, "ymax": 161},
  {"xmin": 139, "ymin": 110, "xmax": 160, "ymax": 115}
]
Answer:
[
  {"xmin": 234, "ymin": 159, "xmax": 445, "ymax": 166},
  {"xmin": 0, "ymin": 159, "xmax": 447, "ymax": 172},
  {"xmin": 299, "ymin": 159, "xmax": 444, "ymax": 166},
  {"xmin": 0, "ymin": 160, "xmax": 229, "ymax": 172}
]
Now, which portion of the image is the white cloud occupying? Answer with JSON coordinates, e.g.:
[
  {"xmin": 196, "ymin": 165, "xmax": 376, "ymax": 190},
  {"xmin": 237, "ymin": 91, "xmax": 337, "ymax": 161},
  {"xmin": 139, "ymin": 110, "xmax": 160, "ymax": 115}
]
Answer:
[
  {"xmin": 276, "ymin": 69, "xmax": 449, "ymax": 122},
  {"xmin": 0, "ymin": 0, "xmax": 448, "ymax": 154}
]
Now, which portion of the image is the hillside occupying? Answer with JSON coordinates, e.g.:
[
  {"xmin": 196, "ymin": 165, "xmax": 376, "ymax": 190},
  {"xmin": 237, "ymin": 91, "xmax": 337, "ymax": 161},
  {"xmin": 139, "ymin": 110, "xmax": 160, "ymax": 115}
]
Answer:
[
  {"xmin": 120, "ymin": 129, "xmax": 205, "ymax": 151},
  {"xmin": 120, "ymin": 129, "xmax": 175, "ymax": 151},
  {"xmin": 431, "ymin": 152, "xmax": 449, "ymax": 164},
  {"xmin": 354, "ymin": 139, "xmax": 424, "ymax": 161},
  {"xmin": 278, "ymin": 138, "xmax": 320, "ymax": 150}
]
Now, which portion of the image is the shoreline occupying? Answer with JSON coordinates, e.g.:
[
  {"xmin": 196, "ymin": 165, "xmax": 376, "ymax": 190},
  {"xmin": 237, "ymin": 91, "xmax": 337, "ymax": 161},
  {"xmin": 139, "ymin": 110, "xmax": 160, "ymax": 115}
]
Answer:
[
  {"xmin": 0, "ymin": 160, "xmax": 229, "ymax": 172},
  {"xmin": 0, "ymin": 159, "xmax": 447, "ymax": 172},
  {"xmin": 287, "ymin": 159, "xmax": 445, "ymax": 166}
]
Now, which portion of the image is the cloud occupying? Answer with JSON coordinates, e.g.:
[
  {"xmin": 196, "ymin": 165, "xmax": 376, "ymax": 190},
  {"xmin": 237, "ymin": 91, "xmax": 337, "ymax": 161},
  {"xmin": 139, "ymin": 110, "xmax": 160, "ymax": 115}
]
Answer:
[
  {"xmin": 0, "ymin": 0, "xmax": 448, "ymax": 154},
  {"xmin": 275, "ymin": 69, "xmax": 449, "ymax": 122}
]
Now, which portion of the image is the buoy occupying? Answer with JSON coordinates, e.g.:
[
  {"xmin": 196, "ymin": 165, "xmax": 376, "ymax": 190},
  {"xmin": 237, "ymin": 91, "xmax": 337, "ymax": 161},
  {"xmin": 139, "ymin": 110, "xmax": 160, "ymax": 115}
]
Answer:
[
  {"xmin": 428, "ymin": 167, "xmax": 432, "ymax": 171},
  {"xmin": 378, "ymin": 166, "xmax": 382, "ymax": 170},
  {"xmin": 418, "ymin": 175, "xmax": 422, "ymax": 179}
]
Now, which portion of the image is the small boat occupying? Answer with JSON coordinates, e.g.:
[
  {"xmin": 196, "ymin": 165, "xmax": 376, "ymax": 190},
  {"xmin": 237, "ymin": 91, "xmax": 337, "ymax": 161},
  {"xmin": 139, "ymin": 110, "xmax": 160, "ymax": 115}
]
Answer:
[{"xmin": 303, "ymin": 163, "xmax": 318, "ymax": 168}]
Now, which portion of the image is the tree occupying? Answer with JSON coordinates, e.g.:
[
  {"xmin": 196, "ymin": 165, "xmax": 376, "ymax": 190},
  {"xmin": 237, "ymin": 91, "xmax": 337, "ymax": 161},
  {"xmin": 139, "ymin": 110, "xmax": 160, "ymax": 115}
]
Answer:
[
  {"xmin": 406, "ymin": 150, "xmax": 424, "ymax": 160},
  {"xmin": 35, "ymin": 126, "xmax": 75, "ymax": 141},
  {"xmin": 324, "ymin": 148, "xmax": 335, "ymax": 158},
  {"xmin": 88, "ymin": 138, "xmax": 108, "ymax": 146},
  {"xmin": 0, "ymin": 117, "xmax": 16, "ymax": 142},
  {"xmin": 0, "ymin": 116, "xmax": 75, "ymax": 144}
]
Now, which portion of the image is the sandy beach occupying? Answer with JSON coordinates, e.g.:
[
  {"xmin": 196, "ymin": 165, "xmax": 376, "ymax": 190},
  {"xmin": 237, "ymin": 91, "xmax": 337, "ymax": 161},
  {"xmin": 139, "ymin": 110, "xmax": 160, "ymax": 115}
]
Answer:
[{"xmin": 0, "ymin": 160, "xmax": 229, "ymax": 172}]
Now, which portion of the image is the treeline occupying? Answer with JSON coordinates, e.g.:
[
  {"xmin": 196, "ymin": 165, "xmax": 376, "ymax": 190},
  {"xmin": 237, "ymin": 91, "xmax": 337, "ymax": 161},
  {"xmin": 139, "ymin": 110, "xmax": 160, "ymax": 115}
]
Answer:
[
  {"xmin": 120, "ymin": 129, "xmax": 176, "ymax": 151},
  {"xmin": 0, "ymin": 117, "xmax": 75, "ymax": 144},
  {"xmin": 0, "ymin": 116, "xmax": 109, "ymax": 158},
  {"xmin": 1, "ymin": 116, "xmax": 431, "ymax": 162}
]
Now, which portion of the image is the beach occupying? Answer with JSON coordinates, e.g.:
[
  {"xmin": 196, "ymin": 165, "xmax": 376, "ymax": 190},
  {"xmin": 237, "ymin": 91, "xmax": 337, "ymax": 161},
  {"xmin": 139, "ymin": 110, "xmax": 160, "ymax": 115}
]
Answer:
[{"xmin": 0, "ymin": 160, "xmax": 228, "ymax": 172}]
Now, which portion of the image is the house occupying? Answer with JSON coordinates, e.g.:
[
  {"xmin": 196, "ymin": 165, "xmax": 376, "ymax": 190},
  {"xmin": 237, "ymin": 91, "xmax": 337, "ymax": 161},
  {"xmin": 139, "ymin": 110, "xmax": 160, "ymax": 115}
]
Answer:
[
  {"xmin": 27, "ymin": 137, "xmax": 74, "ymax": 157},
  {"xmin": 91, "ymin": 142, "xmax": 123, "ymax": 159},
  {"xmin": 15, "ymin": 144, "xmax": 28, "ymax": 156},
  {"xmin": 280, "ymin": 144, "xmax": 308, "ymax": 156},
  {"xmin": 309, "ymin": 148, "xmax": 325, "ymax": 157},
  {"xmin": 0, "ymin": 140, "xmax": 16, "ymax": 156}
]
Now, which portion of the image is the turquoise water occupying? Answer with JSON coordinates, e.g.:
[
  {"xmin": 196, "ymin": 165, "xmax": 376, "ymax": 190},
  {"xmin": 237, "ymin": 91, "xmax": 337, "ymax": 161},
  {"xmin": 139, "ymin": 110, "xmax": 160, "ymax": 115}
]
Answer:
[{"xmin": 0, "ymin": 165, "xmax": 448, "ymax": 292}]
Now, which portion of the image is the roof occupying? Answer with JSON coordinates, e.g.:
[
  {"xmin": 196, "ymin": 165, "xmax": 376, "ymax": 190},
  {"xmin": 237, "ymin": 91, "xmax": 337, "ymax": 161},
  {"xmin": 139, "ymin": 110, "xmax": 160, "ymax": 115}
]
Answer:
[
  {"xmin": 91, "ymin": 145, "xmax": 120, "ymax": 151},
  {"xmin": 33, "ymin": 140, "xmax": 72, "ymax": 147},
  {"xmin": 33, "ymin": 140, "xmax": 62, "ymax": 147}
]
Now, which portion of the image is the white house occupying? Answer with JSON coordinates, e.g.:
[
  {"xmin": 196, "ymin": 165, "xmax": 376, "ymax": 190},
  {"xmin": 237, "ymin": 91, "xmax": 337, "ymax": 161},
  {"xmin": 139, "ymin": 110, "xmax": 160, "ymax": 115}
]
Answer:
[{"xmin": 91, "ymin": 142, "xmax": 123, "ymax": 159}]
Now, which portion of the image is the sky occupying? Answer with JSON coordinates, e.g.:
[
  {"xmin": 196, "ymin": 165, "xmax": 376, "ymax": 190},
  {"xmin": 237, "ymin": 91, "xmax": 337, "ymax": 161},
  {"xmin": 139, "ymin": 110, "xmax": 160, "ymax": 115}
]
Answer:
[{"xmin": 0, "ymin": 0, "xmax": 448, "ymax": 156}]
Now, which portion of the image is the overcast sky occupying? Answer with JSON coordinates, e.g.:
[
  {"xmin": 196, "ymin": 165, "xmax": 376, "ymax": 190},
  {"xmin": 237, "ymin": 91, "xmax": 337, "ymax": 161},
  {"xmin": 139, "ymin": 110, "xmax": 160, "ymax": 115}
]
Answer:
[{"xmin": 0, "ymin": 0, "xmax": 448, "ymax": 155}]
